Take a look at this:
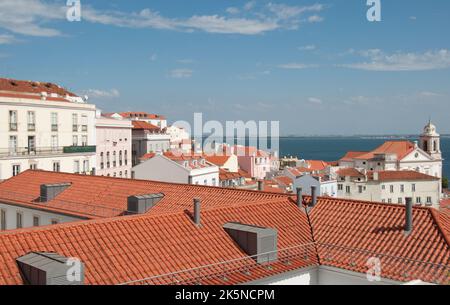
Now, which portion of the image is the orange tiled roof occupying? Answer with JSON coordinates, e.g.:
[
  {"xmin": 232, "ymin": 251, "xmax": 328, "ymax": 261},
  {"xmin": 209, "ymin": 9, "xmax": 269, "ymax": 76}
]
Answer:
[
  {"xmin": 368, "ymin": 170, "xmax": 440, "ymax": 182},
  {"xmin": 120, "ymin": 112, "xmax": 166, "ymax": 120},
  {"xmin": 336, "ymin": 168, "xmax": 365, "ymax": 178},
  {"xmin": 306, "ymin": 160, "xmax": 329, "ymax": 171},
  {"xmin": 272, "ymin": 176, "xmax": 293, "ymax": 186},
  {"xmin": 0, "ymin": 197, "xmax": 315, "ymax": 285},
  {"xmin": 340, "ymin": 141, "xmax": 415, "ymax": 162},
  {"xmin": 0, "ymin": 187, "xmax": 448, "ymax": 284},
  {"xmin": 0, "ymin": 78, "xmax": 77, "ymax": 97},
  {"xmin": 131, "ymin": 121, "xmax": 161, "ymax": 131},
  {"xmin": 205, "ymin": 155, "xmax": 232, "ymax": 166},
  {"xmin": 0, "ymin": 170, "xmax": 286, "ymax": 218},
  {"xmin": 219, "ymin": 169, "xmax": 246, "ymax": 181}
]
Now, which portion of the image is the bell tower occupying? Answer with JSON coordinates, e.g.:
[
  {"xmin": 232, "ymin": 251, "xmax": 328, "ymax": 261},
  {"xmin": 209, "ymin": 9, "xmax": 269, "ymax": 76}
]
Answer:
[{"xmin": 419, "ymin": 120, "xmax": 442, "ymax": 160}]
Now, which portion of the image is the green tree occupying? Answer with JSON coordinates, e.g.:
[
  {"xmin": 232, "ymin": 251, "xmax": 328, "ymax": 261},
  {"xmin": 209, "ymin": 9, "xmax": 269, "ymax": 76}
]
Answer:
[{"xmin": 443, "ymin": 177, "xmax": 449, "ymax": 190}]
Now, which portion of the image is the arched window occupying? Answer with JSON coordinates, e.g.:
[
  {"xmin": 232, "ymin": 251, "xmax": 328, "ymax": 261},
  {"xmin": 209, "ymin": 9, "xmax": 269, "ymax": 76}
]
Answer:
[{"xmin": 423, "ymin": 140, "xmax": 428, "ymax": 152}]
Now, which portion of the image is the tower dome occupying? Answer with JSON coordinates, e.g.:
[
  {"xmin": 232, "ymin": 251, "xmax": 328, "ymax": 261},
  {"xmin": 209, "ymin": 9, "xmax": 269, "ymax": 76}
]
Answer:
[{"xmin": 422, "ymin": 120, "xmax": 439, "ymax": 136}]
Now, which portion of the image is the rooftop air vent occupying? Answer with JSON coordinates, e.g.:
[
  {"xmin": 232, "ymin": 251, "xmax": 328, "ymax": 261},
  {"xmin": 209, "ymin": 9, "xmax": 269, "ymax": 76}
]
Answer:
[
  {"xmin": 223, "ymin": 222, "xmax": 278, "ymax": 264},
  {"xmin": 40, "ymin": 183, "xmax": 71, "ymax": 202},
  {"xmin": 17, "ymin": 252, "xmax": 84, "ymax": 285},
  {"xmin": 127, "ymin": 193, "xmax": 164, "ymax": 214}
]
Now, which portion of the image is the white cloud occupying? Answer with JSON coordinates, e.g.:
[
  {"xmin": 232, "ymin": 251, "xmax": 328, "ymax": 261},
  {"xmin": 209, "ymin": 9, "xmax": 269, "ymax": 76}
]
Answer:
[
  {"xmin": 0, "ymin": 1, "xmax": 327, "ymax": 38},
  {"xmin": 307, "ymin": 15, "xmax": 324, "ymax": 23},
  {"xmin": 298, "ymin": 44, "xmax": 316, "ymax": 51},
  {"xmin": 419, "ymin": 91, "xmax": 442, "ymax": 97},
  {"xmin": 277, "ymin": 63, "xmax": 318, "ymax": 69},
  {"xmin": 308, "ymin": 97, "xmax": 322, "ymax": 104},
  {"xmin": 266, "ymin": 3, "xmax": 324, "ymax": 20},
  {"xmin": 0, "ymin": 34, "xmax": 17, "ymax": 44},
  {"xmin": 226, "ymin": 7, "xmax": 240, "ymax": 15},
  {"xmin": 84, "ymin": 89, "xmax": 120, "ymax": 99},
  {"xmin": 169, "ymin": 69, "xmax": 193, "ymax": 79},
  {"xmin": 340, "ymin": 49, "xmax": 450, "ymax": 71},
  {"xmin": 0, "ymin": 0, "xmax": 64, "ymax": 37},
  {"xmin": 150, "ymin": 53, "xmax": 157, "ymax": 61}
]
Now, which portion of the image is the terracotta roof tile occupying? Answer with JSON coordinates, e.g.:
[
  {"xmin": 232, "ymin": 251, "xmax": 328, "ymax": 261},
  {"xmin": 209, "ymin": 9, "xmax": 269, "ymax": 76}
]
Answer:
[
  {"xmin": 131, "ymin": 121, "xmax": 161, "ymax": 131},
  {"xmin": 368, "ymin": 170, "xmax": 440, "ymax": 181},
  {"xmin": 0, "ymin": 78, "xmax": 77, "ymax": 97}
]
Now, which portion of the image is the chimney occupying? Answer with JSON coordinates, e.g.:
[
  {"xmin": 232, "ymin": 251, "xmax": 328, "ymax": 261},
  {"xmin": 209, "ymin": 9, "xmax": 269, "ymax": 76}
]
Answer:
[
  {"xmin": 258, "ymin": 180, "xmax": 264, "ymax": 191},
  {"xmin": 296, "ymin": 188, "xmax": 303, "ymax": 207},
  {"xmin": 40, "ymin": 183, "xmax": 71, "ymax": 202},
  {"xmin": 405, "ymin": 197, "xmax": 413, "ymax": 234},
  {"xmin": 194, "ymin": 198, "xmax": 201, "ymax": 226},
  {"xmin": 311, "ymin": 186, "xmax": 317, "ymax": 207}
]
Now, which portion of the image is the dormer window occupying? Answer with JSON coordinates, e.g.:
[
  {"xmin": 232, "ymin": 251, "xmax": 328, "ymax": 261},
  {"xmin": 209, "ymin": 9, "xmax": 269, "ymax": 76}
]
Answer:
[
  {"xmin": 192, "ymin": 160, "xmax": 198, "ymax": 167},
  {"xmin": 184, "ymin": 161, "xmax": 189, "ymax": 167}
]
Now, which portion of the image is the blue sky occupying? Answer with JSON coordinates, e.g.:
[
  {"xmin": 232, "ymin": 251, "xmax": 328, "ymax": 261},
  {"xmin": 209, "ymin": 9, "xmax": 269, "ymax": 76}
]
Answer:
[{"xmin": 1, "ymin": 0, "xmax": 450, "ymax": 135}]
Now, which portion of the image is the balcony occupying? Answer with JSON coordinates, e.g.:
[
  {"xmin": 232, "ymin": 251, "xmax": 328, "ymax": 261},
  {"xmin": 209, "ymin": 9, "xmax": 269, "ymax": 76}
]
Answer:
[
  {"xmin": 0, "ymin": 146, "xmax": 96, "ymax": 158},
  {"xmin": 28, "ymin": 124, "xmax": 36, "ymax": 132},
  {"xmin": 63, "ymin": 145, "xmax": 96, "ymax": 154}
]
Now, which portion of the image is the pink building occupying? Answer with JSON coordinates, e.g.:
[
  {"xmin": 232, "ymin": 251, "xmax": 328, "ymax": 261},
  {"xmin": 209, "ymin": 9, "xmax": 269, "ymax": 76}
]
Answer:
[
  {"xmin": 232, "ymin": 146, "xmax": 274, "ymax": 180},
  {"xmin": 96, "ymin": 115, "xmax": 132, "ymax": 178}
]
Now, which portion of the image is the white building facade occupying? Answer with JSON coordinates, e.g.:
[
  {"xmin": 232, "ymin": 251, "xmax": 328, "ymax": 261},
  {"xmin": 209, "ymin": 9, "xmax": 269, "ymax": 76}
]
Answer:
[
  {"xmin": 0, "ymin": 79, "xmax": 97, "ymax": 180},
  {"xmin": 132, "ymin": 153, "xmax": 219, "ymax": 186},
  {"xmin": 293, "ymin": 174, "xmax": 338, "ymax": 197},
  {"xmin": 95, "ymin": 114, "xmax": 132, "ymax": 178}
]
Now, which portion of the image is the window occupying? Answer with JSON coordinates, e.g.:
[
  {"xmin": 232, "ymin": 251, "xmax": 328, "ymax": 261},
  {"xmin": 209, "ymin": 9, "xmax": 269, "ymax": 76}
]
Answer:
[
  {"xmin": 12, "ymin": 164, "xmax": 21, "ymax": 177},
  {"xmin": 107, "ymin": 152, "xmax": 110, "ymax": 168},
  {"xmin": 81, "ymin": 115, "xmax": 88, "ymax": 132},
  {"xmin": 338, "ymin": 184, "xmax": 343, "ymax": 191},
  {"xmin": 119, "ymin": 151, "xmax": 123, "ymax": 166},
  {"xmin": 358, "ymin": 186, "xmax": 363, "ymax": 194},
  {"xmin": 27, "ymin": 111, "xmax": 36, "ymax": 131},
  {"xmin": 9, "ymin": 136, "xmax": 18, "ymax": 155},
  {"xmin": 204, "ymin": 179, "xmax": 207, "ymax": 185},
  {"xmin": 381, "ymin": 185, "xmax": 385, "ymax": 190},
  {"xmin": 83, "ymin": 160, "xmax": 89, "ymax": 173},
  {"xmin": 74, "ymin": 160, "xmax": 80, "ymax": 174},
  {"xmin": 51, "ymin": 135, "xmax": 58, "ymax": 151},
  {"xmin": 427, "ymin": 197, "xmax": 432, "ymax": 204},
  {"xmin": 345, "ymin": 186, "xmax": 351, "ymax": 194},
  {"xmin": 1, "ymin": 210, "xmax": 6, "ymax": 230},
  {"xmin": 81, "ymin": 135, "xmax": 88, "ymax": 146},
  {"xmin": 33, "ymin": 216, "xmax": 40, "ymax": 227},
  {"xmin": 388, "ymin": 198, "xmax": 392, "ymax": 204},
  {"xmin": 73, "ymin": 135, "xmax": 78, "ymax": 146},
  {"xmin": 16, "ymin": 212, "xmax": 23, "ymax": 229},
  {"xmin": 212, "ymin": 178, "xmax": 216, "ymax": 186},
  {"xmin": 53, "ymin": 161, "xmax": 60, "ymax": 172},
  {"xmin": 398, "ymin": 198, "xmax": 403, "ymax": 204},
  {"xmin": 9, "ymin": 110, "xmax": 18, "ymax": 131},
  {"xmin": 412, "ymin": 184, "xmax": 416, "ymax": 192},
  {"xmin": 51, "ymin": 219, "xmax": 59, "ymax": 225},
  {"xmin": 416, "ymin": 197, "xmax": 421, "ymax": 204},
  {"xmin": 113, "ymin": 151, "xmax": 117, "ymax": 167},
  {"xmin": 51, "ymin": 112, "xmax": 58, "ymax": 131},
  {"xmin": 400, "ymin": 185, "xmax": 405, "ymax": 193},
  {"xmin": 72, "ymin": 113, "xmax": 78, "ymax": 132},
  {"xmin": 100, "ymin": 152, "xmax": 104, "ymax": 169},
  {"xmin": 390, "ymin": 185, "xmax": 394, "ymax": 193},
  {"xmin": 124, "ymin": 150, "xmax": 128, "ymax": 165},
  {"xmin": 30, "ymin": 163, "xmax": 37, "ymax": 170}
]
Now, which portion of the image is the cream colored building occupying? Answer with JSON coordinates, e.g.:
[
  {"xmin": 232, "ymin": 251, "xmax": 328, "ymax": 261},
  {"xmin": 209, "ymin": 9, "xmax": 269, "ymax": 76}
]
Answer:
[
  {"xmin": 336, "ymin": 169, "xmax": 440, "ymax": 208},
  {"xmin": 0, "ymin": 78, "xmax": 97, "ymax": 180},
  {"xmin": 338, "ymin": 122, "xmax": 443, "ymax": 195},
  {"xmin": 95, "ymin": 113, "xmax": 132, "ymax": 178}
]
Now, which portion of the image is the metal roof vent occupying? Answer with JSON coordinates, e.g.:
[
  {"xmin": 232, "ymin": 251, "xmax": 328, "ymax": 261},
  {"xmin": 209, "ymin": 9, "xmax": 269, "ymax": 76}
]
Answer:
[
  {"xmin": 127, "ymin": 193, "xmax": 164, "ymax": 214},
  {"xmin": 223, "ymin": 222, "xmax": 278, "ymax": 264},
  {"xmin": 40, "ymin": 183, "xmax": 71, "ymax": 202},
  {"xmin": 16, "ymin": 252, "xmax": 84, "ymax": 285}
]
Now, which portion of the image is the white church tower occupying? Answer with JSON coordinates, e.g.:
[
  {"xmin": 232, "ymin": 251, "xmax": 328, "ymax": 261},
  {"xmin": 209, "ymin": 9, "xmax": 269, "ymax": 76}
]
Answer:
[{"xmin": 419, "ymin": 120, "xmax": 442, "ymax": 161}]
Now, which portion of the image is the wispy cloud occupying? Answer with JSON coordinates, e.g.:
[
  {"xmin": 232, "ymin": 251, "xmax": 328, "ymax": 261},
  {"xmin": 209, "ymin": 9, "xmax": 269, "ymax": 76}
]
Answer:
[
  {"xmin": 340, "ymin": 49, "xmax": 450, "ymax": 71},
  {"xmin": 0, "ymin": 1, "xmax": 327, "ymax": 38},
  {"xmin": 169, "ymin": 69, "xmax": 193, "ymax": 79},
  {"xmin": 83, "ymin": 88, "xmax": 120, "ymax": 99},
  {"xmin": 308, "ymin": 97, "xmax": 323, "ymax": 104},
  {"xmin": 277, "ymin": 63, "xmax": 318, "ymax": 69},
  {"xmin": 150, "ymin": 53, "xmax": 157, "ymax": 61},
  {"xmin": 298, "ymin": 44, "xmax": 317, "ymax": 51},
  {"xmin": 307, "ymin": 15, "xmax": 324, "ymax": 23},
  {"xmin": 0, "ymin": 34, "xmax": 17, "ymax": 44}
]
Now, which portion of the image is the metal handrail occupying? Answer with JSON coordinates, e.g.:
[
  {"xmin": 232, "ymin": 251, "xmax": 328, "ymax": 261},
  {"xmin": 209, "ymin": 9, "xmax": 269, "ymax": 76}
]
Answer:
[{"xmin": 118, "ymin": 241, "xmax": 450, "ymax": 286}]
